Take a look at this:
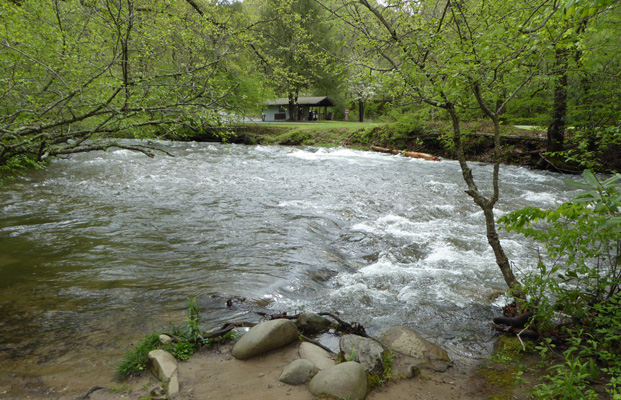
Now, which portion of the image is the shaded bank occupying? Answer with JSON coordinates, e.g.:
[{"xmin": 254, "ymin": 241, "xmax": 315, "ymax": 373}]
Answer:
[{"xmin": 170, "ymin": 121, "xmax": 549, "ymax": 168}]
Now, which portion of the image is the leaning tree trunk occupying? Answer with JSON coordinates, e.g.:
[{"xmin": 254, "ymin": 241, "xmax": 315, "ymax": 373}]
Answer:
[{"xmin": 447, "ymin": 104, "xmax": 521, "ymax": 292}]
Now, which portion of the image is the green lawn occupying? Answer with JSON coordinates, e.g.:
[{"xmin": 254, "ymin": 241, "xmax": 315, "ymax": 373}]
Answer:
[{"xmin": 246, "ymin": 121, "xmax": 381, "ymax": 130}]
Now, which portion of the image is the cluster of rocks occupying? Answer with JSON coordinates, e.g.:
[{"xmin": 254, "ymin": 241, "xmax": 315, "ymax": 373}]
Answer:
[{"xmin": 147, "ymin": 312, "xmax": 452, "ymax": 400}]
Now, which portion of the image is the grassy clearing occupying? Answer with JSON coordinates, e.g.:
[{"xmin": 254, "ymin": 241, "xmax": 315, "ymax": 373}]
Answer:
[{"xmin": 253, "ymin": 121, "xmax": 381, "ymax": 130}]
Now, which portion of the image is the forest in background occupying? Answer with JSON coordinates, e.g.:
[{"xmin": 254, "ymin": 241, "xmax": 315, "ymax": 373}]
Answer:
[{"xmin": 1, "ymin": 0, "xmax": 620, "ymax": 175}]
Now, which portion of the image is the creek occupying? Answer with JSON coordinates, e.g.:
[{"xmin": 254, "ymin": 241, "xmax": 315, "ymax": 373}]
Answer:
[{"xmin": 0, "ymin": 141, "xmax": 577, "ymax": 397}]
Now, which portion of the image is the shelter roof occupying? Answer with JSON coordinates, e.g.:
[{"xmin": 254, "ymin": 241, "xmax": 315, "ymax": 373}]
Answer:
[{"xmin": 265, "ymin": 96, "xmax": 335, "ymax": 107}]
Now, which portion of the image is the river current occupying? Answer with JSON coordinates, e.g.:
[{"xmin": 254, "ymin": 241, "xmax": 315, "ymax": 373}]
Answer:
[{"xmin": 0, "ymin": 141, "xmax": 577, "ymax": 396}]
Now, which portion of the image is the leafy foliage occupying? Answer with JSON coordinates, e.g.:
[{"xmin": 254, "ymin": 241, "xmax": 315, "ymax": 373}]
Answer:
[
  {"xmin": 117, "ymin": 297, "xmax": 208, "ymax": 377},
  {"xmin": 500, "ymin": 171, "xmax": 621, "ymax": 396},
  {"xmin": 0, "ymin": 0, "xmax": 258, "ymax": 175},
  {"xmin": 554, "ymin": 125, "xmax": 621, "ymax": 172}
]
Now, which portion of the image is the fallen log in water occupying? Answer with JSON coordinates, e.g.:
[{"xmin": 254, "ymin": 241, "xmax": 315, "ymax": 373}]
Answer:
[{"xmin": 370, "ymin": 145, "xmax": 440, "ymax": 161}]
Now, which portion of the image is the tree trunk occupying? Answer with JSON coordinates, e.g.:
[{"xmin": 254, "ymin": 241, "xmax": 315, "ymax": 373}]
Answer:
[
  {"xmin": 546, "ymin": 47, "xmax": 568, "ymax": 152},
  {"xmin": 288, "ymin": 91, "xmax": 299, "ymax": 121},
  {"xmin": 358, "ymin": 99, "xmax": 364, "ymax": 122},
  {"xmin": 447, "ymin": 104, "xmax": 521, "ymax": 293}
]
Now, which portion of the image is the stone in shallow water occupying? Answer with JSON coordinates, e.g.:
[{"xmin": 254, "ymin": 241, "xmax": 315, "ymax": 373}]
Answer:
[
  {"xmin": 377, "ymin": 326, "xmax": 451, "ymax": 362},
  {"xmin": 377, "ymin": 325, "xmax": 452, "ymax": 372},
  {"xmin": 295, "ymin": 312, "xmax": 332, "ymax": 333}
]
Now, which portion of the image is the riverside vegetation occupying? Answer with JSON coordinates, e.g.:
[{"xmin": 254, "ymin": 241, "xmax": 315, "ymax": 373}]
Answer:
[{"xmin": 499, "ymin": 171, "xmax": 621, "ymax": 398}]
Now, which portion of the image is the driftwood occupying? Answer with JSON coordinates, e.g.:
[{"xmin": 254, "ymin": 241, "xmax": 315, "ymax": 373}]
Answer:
[
  {"xmin": 370, "ymin": 145, "xmax": 441, "ymax": 161},
  {"xmin": 493, "ymin": 311, "xmax": 533, "ymax": 328},
  {"xmin": 254, "ymin": 310, "xmax": 369, "ymax": 337},
  {"xmin": 318, "ymin": 312, "xmax": 369, "ymax": 337},
  {"xmin": 203, "ymin": 322, "xmax": 257, "ymax": 340},
  {"xmin": 76, "ymin": 386, "xmax": 105, "ymax": 400}
]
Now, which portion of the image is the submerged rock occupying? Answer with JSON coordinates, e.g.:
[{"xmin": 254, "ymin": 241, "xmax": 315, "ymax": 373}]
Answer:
[
  {"xmin": 309, "ymin": 361, "xmax": 368, "ymax": 400},
  {"xmin": 231, "ymin": 319, "xmax": 299, "ymax": 360}
]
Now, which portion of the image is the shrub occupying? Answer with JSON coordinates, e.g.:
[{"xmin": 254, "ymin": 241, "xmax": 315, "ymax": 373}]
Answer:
[{"xmin": 499, "ymin": 170, "xmax": 621, "ymax": 397}]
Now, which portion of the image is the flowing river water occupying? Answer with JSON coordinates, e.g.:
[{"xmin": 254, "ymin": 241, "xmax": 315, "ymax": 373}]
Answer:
[{"xmin": 0, "ymin": 141, "xmax": 578, "ymax": 397}]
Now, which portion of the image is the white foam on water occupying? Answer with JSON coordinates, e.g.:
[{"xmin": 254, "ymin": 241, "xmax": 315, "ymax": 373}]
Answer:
[
  {"xmin": 352, "ymin": 214, "xmax": 438, "ymax": 243},
  {"xmin": 287, "ymin": 147, "xmax": 391, "ymax": 163},
  {"xmin": 424, "ymin": 241, "xmax": 486, "ymax": 264},
  {"xmin": 520, "ymin": 190, "xmax": 563, "ymax": 205}
]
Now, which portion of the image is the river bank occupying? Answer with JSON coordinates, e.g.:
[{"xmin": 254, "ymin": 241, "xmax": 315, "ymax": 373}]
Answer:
[
  {"xmin": 80, "ymin": 320, "xmax": 541, "ymax": 400},
  {"xmin": 172, "ymin": 120, "xmax": 550, "ymax": 169}
]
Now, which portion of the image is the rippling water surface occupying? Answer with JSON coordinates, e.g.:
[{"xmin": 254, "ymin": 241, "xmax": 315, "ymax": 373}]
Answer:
[{"xmin": 0, "ymin": 142, "xmax": 577, "ymax": 396}]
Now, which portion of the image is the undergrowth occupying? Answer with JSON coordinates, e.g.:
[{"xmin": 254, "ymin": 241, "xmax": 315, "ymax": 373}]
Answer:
[
  {"xmin": 117, "ymin": 297, "xmax": 237, "ymax": 378},
  {"xmin": 501, "ymin": 170, "xmax": 621, "ymax": 399}
]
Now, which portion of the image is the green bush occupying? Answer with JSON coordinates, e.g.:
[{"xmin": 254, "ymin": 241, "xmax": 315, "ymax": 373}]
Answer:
[
  {"xmin": 500, "ymin": 170, "xmax": 621, "ymax": 397},
  {"xmin": 553, "ymin": 125, "xmax": 621, "ymax": 173}
]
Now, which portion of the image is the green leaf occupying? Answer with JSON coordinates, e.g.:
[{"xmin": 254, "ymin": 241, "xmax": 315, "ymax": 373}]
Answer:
[{"xmin": 582, "ymin": 170, "xmax": 599, "ymax": 188}]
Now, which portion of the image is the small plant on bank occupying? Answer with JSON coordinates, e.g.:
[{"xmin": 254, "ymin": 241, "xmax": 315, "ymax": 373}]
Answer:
[
  {"xmin": 117, "ymin": 297, "xmax": 209, "ymax": 378},
  {"xmin": 170, "ymin": 340, "xmax": 195, "ymax": 361},
  {"xmin": 117, "ymin": 333, "xmax": 161, "ymax": 378},
  {"xmin": 185, "ymin": 297, "xmax": 204, "ymax": 343},
  {"xmin": 366, "ymin": 350, "xmax": 397, "ymax": 391}
]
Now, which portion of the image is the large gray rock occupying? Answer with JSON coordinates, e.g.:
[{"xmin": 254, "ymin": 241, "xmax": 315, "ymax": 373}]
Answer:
[
  {"xmin": 148, "ymin": 349, "xmax": 180, "ymax": 398},
  {"xmin": 339, "ymin": 334, "xmax": 387, "ymax": 374},
  {"xmin": 377, "ymin": 326, "xmax": 450, "ymax": 362},
  {"xmin": 148, "ymin": 349, "xmax": 178, "ymax": 382},
  {"xmin": 296, "ymin": 312, "xmax": 332, "ymax": 333},
  {"xmin": 231, "ymin": 319, "xmax": 299, "ymax": 360},
  {"xmin": 377, "ymin": 326, "xmax": 452, "ymax": 372},
  {"xmin": 309, "ymin": 361, "xmax": 367, "ymax": 400},
  {"xmin": 279, "ymin": 359, "xmax": 318, "ymax": 385},
  {"xmin": 299, "ymin": 342, "xmax": 336, "ymax": 370}
]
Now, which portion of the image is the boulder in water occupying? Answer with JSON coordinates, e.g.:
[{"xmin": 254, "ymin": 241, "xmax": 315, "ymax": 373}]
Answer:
[
  {"xmin": 296, "ymin": 312, "xmax": 332, "ymax": 333},
  {"xmin": 377, "ymin": 326, "xmax": 452, "ymax": 372}
]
